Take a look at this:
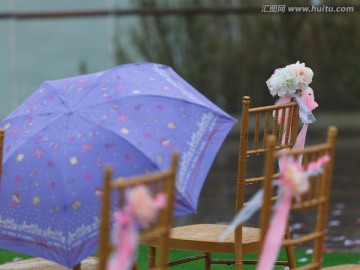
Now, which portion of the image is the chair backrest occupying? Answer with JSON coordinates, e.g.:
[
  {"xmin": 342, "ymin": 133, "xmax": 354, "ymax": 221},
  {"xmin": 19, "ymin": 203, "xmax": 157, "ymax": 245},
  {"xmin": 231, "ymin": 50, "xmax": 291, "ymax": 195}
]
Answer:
[
  {"xmin": 237, "ymin": 96, "xmax": 299, "ymax": 211},
  {"xmin": 98, "ymin": 152, "xmax": 179, "ymax": 270},
  {"xmin": 236, "ymin": 95, "xmax": 299, "ymax": 215},
  {"xmin": 0, "ymin": 129, "xmax": 4, "ymax": 185},
  {"xmin": 260, "ymin": 126, "xmax": 337, "ymax": 270}
]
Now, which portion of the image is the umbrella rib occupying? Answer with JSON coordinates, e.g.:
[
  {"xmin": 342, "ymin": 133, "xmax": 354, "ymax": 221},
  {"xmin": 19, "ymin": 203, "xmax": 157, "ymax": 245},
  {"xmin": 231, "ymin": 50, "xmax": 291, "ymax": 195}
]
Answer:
[
  {"xmin": 75, "ymin": 112, "xmax": 163, "ymax": 172},
  {"xmin": 0, "ymin": 81, "xmax": 66, "ymax": 123},
  {"xmin": 78, "ymin": 94, "xmax": 233, "ymax": 122},
  {"xmin": 1, "ymin": 114, "xmax": 65, "ymax": 163},
  {"xmin": 71, "ymin": 66, "xmax": 120, "ymax": 110}
]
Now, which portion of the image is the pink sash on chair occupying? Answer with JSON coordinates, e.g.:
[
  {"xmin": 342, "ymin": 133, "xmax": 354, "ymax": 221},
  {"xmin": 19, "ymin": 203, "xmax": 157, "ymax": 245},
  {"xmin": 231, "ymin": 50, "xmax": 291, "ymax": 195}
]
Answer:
[
  {"xmin": 257, "ymin": 155, "xmax": 330, "ymax": 270},
  {"xmin": 107, "ymin": 186, "xmax": 167, "ymax": 270}
]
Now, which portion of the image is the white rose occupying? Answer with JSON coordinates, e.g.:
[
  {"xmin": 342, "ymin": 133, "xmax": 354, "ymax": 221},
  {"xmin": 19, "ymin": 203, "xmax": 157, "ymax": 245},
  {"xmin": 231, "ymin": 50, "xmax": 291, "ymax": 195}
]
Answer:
[
  {"xmin": 286, "ymin": 61, "xmax": 313, "ymax": 90},
  {"xmin": 266, "ymin": 68, "xmax": 298, "ymax": 97}
]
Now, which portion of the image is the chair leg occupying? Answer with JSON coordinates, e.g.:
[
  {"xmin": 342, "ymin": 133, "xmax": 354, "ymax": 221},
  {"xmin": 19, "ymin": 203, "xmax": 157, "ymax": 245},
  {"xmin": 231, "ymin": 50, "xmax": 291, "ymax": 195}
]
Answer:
[
  {"xmin": 285, "ymin": 230, "xmax": 296, "ymax": 268},
  {"xmin": 148, "ymin": 246, "xmax": 156, "ymax": 268},
  {"xmin": 204, "ymin": 252, "xmax": 211, "ymax": 270},
  {"xmin": 72, "ymin": 263, "xmax": 81, "ymax": 270},
  {"xmin": 235, "ymin": 245, "xmax": 243, "ymax": 270},
  {"xmin": 235, "ymin": 261, "xmax": 243, "ymax": 270}
]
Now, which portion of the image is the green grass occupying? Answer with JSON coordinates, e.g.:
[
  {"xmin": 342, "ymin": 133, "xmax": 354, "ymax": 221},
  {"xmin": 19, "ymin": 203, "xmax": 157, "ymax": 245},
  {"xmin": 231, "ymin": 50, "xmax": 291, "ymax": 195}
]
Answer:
[
  {"xmin": 0, "ymin": 249, "xmax": 32, "ymax": 264},
  {"xmin": 1, "ymin": 246, "xmax": 359, "ymax": 268}
]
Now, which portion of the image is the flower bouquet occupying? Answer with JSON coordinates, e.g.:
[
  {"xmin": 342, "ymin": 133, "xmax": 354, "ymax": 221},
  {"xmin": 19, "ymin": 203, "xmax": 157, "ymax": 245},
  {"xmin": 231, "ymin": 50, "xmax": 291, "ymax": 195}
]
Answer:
[
  {"xmin": 266, "ymin": 61, "xmax": 313, "ymax": 98},
  {"xmin": 266, "ymin": 61, "xmax": 318, "ymax": 124}
]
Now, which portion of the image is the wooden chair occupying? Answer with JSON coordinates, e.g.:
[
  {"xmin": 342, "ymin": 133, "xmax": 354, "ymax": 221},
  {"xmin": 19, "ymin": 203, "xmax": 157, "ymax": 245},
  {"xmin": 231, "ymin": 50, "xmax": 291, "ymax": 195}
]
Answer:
[
  {"xmin": 148, "ymin": 96, "xmax": 300, "ymax": 269},
  {"xmin": 259, "ymin": 126, "xmax": 338, "ymax": 270},
  {"xmin": 97, "ymin": 152, "xmax": 179, "ymax": 270}
]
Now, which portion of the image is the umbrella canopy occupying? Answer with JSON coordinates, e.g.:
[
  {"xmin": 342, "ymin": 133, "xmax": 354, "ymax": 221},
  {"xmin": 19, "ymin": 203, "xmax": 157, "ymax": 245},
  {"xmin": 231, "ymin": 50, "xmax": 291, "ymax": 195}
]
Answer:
[{"xmin": 0, "ymin": 62, "xmax": 236, "ymax": 268}]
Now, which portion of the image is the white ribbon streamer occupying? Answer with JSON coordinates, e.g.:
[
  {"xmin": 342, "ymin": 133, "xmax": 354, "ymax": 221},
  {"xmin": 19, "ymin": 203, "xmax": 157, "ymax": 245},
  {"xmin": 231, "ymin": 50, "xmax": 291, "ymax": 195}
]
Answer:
[
  {"xmin": 293, "ymin": 94, "xmax": 316, "ymax": 124},
  {"xmin": 219, "ymin": 189, "xmax": 264, "ymax": 241}
]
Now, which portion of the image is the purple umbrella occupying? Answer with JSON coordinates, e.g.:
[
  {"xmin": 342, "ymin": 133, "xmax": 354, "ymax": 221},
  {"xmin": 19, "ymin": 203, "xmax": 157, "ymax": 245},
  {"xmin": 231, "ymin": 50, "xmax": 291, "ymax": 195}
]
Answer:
[{"xmin": 0, "ymin": 62, "xmax": 236, "ymax": 268}]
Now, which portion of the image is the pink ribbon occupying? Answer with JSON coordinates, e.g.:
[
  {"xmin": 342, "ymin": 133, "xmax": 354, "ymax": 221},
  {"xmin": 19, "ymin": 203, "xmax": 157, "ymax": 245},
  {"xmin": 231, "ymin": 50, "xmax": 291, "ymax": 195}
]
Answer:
[
  {"xmin": 277, "ymin": 91, "xmax": 318, "ymax": 169},
  {"xmin": 301, "ymin": 91, "xmax": 318, "ymax": 111},
  {"xmin": 107, "ymin": 208, "xmax": 137, "ymax": 270},
  {"xmin": 257, "ymin": 155, "xmax": 330, "ymax": 270},
  {"xmin": 256, "ymin": 192, "xmax": 291, "ymax": 270},
  {"xmin": 107, "ymin": 186, "xmax": 167, "ymax": 270}
]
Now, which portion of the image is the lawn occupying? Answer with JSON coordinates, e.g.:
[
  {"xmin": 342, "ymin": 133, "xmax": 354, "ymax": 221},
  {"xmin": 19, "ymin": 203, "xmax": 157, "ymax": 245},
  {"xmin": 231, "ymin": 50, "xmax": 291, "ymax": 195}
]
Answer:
[{"xmin": 0, "ymin": 246, "xmax": 359, "ymax": 268}]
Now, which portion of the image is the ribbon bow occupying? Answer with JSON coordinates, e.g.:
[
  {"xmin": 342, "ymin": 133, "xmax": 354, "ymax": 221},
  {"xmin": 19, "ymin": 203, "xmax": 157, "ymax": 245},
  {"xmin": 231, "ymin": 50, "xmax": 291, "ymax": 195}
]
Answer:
[
  {"xmin": 277, "ymin": 89, "xmax": 318, "ymax": 166},
  {"xmin": 107, "ymin": 185, "xmax": 166, "ymax": 270}
]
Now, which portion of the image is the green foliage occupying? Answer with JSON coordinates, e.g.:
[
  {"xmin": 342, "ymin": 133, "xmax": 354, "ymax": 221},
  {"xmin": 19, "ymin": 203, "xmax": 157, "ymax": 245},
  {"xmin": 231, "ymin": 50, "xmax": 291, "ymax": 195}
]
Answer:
[{"xmin": 114, "ymin": 0, "xmax": 360, "ymax": 113}]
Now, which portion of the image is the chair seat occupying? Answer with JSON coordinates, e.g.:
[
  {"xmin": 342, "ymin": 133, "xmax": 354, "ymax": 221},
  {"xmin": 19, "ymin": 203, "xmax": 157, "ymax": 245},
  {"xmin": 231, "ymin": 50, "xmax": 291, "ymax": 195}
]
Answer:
[
  {"xmin": 149, "ymin": 224, "xmax": 261, "ymax": 254},
  {"xmin": 0, "ymin": 257, "xmax": 98, "ymax": 270}
]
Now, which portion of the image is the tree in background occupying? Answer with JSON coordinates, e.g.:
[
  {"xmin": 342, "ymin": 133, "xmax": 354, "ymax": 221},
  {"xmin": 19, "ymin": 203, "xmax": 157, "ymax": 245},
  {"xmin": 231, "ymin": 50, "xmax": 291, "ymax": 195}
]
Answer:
[{"xmin": 113, "ymin": 0, "xmax": 360, "ymax": 113}]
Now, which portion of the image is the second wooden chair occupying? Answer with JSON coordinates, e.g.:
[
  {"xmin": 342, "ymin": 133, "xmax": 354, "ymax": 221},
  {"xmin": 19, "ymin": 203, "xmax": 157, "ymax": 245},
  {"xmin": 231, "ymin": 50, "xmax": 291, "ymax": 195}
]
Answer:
[
  {"xmin": 259, "ymin": 126, "xmax": 337, "ymax": 269},
  {"xmin": 148, "ymin": 96, "xmax": 300, "ymax": 269}
]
